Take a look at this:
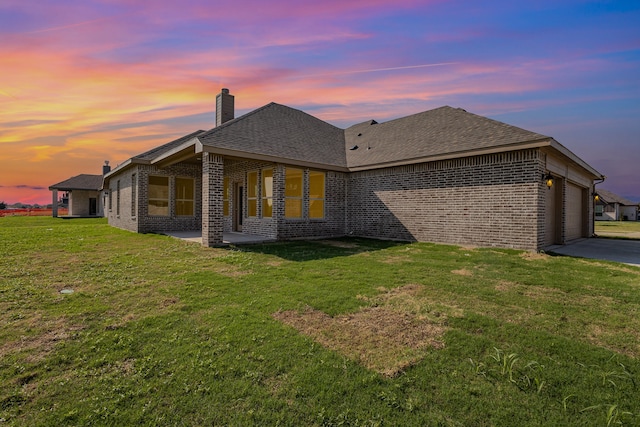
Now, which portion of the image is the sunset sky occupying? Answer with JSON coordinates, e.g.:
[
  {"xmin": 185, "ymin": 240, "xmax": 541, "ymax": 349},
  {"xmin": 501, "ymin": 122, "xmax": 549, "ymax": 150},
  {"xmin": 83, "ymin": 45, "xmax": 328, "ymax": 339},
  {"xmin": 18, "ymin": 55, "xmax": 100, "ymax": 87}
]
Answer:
[{"xmin": 1, "ymin": 0, "xmax": 639, "ymax": 205}]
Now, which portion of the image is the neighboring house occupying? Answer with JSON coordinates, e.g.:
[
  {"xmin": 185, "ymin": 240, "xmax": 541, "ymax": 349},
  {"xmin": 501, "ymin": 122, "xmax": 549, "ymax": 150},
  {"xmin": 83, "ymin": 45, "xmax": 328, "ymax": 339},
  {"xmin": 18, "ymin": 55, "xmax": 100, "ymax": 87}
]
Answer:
[
  {"xmin": 49, "ymin": 162, "xmax": 111, "ymax": 217},
  {"xmin": 103, "ymin": 89, "xmax": 604, "ymax": 250},
  {"xmin": 595, "ymin": 189, "xmax": 639, "ymax": 221}
]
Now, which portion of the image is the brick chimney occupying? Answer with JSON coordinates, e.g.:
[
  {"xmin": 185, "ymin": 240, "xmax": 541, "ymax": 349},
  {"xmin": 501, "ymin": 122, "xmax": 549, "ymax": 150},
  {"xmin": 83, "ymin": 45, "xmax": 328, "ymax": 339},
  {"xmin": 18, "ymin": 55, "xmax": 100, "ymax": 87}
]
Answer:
[
  {"xmin": 103, "ymin": 160, "xmax": 111, "ymax": 175},
  {"xmin": 216, "ymin": 88, "xmax": 234, "ymax": 126}
]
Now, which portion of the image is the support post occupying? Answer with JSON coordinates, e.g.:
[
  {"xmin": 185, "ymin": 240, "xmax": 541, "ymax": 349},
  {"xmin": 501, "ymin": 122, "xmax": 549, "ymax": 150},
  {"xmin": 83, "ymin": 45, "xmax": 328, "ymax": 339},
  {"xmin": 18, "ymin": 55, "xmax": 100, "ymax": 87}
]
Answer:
[
  {"xmin": 202, "ymin": 153, "xmax": 224, "ymax": 246},
  {"xmin": 52, "ymin": 189, "xmax": 58, "ymax": 217}
]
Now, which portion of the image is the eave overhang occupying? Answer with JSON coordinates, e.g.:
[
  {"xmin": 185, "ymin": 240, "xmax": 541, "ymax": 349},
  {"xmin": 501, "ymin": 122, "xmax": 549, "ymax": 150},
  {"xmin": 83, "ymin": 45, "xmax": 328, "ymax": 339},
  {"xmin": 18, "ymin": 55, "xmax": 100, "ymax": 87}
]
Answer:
[{"xmin": 200, "ymin": 144, "xmax": 350, "ymax": 172}]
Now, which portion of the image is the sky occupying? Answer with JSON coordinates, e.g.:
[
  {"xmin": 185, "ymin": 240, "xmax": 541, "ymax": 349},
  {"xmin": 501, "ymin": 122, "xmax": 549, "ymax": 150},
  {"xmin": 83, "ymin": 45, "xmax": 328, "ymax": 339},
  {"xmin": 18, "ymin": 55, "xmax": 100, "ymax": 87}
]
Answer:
[{"xmin": 1, "ymin": 0, "xmax": 639, "ymax": 205}]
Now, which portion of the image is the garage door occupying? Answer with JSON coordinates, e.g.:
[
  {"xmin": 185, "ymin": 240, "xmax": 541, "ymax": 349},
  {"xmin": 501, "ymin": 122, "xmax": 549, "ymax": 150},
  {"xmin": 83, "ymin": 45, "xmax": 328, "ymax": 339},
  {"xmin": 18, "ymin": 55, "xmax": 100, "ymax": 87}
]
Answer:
[{"xmin": 566, "ymin": 183, "xmax": 586, "ymax": 241}]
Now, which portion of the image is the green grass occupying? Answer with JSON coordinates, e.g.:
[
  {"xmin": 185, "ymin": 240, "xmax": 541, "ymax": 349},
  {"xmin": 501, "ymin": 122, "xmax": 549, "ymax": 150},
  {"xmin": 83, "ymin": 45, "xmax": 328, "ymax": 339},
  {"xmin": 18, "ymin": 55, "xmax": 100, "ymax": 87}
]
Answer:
[
  {"xmin": 596, "ymin": 220, "xmax": 640, "ymax": 235},
  {"xmin": 1, "ymin": 217, "xmax": 639, "ymax": 426}
]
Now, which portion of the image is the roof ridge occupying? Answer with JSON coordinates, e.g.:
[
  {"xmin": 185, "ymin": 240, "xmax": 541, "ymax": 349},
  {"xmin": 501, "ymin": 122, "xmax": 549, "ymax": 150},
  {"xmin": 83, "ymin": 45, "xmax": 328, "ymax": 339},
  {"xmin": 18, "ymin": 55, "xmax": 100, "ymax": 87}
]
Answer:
[
  {"xmin": 199, "ymin": 102, "xmax": 279, "ymax": 138},
  {"xmin": 200, "ymin": 102, "xmax": 344, "ymax": 138}
]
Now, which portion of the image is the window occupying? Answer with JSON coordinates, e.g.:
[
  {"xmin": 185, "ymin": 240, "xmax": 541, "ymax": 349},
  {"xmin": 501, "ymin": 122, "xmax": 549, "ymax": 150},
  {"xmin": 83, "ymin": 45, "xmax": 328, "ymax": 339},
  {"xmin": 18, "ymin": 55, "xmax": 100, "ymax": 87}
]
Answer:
[
  {"xmin": 116, "ymin": 180, "xmax": 120, "ymax": 216},
  {"xmin": 223, "ymin": 177, "xmax": 230, "ymax": 216},
  {"xmin": 148, "ymin": 176, "xmax": 169, "ymax": 216},
  {"xmin": 108, "ymin": 188, "xmax": 112, "ymax": 211},
  {"xmin": 595, "ymin": 205, "xmax": 603, "ymax": 217},
  {"xmin": 308, "ymin": 171, "xmax": 325, "ymax": 219},
  {"xmin": 175, "ymin": 177, "xmax": 194, "ymax": 216},
  {"xmin": 131, "ymin": 174, "xmax": 137, "ymax": 217},
  {"xmin": 247, "ymin": 171, "xmax": 258, "ymax": 217},
  {"xmin": 262, "ymin": 168, "xmax": 273, "ymax": 218},
  {"xmin": 285, "ymin": 168, "xmax": 303, "ymax": 218}
]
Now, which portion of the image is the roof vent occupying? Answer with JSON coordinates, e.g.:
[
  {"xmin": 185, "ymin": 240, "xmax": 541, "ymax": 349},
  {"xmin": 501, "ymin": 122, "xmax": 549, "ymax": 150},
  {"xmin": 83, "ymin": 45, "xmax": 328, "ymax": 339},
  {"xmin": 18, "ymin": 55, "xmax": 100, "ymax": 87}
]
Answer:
[{"xmin": 349, "ymin": 145, "xmax": 359, "ymax": 150}]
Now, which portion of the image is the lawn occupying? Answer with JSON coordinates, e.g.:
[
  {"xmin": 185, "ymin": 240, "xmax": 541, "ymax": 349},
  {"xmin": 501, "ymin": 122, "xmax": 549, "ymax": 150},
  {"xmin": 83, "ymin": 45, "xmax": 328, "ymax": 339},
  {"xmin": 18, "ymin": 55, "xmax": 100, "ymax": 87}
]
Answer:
[
  {"xmin": 596, "ymin": 220, "xmax": 640, "ymax": 236},
  {"xmin": 1, "ymin": 217, "xmax": 639, "ymax": 426}
]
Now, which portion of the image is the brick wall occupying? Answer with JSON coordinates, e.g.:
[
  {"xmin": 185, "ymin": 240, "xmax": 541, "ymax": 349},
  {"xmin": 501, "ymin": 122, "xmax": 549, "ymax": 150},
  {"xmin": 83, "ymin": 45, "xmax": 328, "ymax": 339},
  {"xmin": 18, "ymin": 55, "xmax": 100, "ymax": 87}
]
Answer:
[
  {"xmin": 275, "ymin": 167, "xmax": 347, "ymax": 240},
  {"xmin": 347, "ymin": 149, "xmax": 544, "ymax": 250},
  {"xmin": 202, "ymin": 153, "xmax": 224, "ymax": 246},
  {"xmin": 105, "ymin": 147, "xmax": 593, "ymax": 251},
  {"xmin": 107, "ymin": 169, "xmax": 137, "ymax": 232},
  {"xmin": 106, "ymin": 163, "xmax": 202, "ymax": 233},
  {"xmin": 224, "ymin": 159, "xmax": 278, "ymax": 239},
  {"xmin": 223, "ymin": 160, "xmax": 347, "ymax": 240}
]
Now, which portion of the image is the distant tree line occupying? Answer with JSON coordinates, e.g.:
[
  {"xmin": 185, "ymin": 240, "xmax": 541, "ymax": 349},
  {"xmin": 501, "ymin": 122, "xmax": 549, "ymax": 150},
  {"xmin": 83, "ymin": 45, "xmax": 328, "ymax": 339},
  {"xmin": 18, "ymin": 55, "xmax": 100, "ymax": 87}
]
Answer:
[{"xmin": 0, "ymin": 202, "xmax": 53, "ymax": 210}]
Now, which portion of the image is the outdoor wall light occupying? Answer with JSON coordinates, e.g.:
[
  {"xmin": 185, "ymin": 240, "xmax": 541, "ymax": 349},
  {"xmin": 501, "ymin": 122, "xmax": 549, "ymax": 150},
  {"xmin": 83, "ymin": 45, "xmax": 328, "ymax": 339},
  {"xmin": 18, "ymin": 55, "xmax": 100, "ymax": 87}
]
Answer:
[
  {"xmin": 543, "ymin": 172, "xmax": 554, "ymax": 189},
  {"xmin": 593, "ymin": 192, "xmax": 600, "ymax": 202}
]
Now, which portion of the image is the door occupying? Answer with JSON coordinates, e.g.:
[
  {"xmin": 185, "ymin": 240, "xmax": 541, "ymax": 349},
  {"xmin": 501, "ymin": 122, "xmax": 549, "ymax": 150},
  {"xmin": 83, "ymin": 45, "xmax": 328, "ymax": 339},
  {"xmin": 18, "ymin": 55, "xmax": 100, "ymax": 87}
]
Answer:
[
  {"xmin": 566, "ymin": 183, "xmax": 586, "ymax": 241},
  {"xmin": 234, "ymin": 185, "xmax": 243, "ymax": 232},
  {"xmin": 543, "ymin": 179, "xmax": 562, "ymax": 246},
  {"xmin": 89, "ymin": 198, "xmax": 97, "ymax": 216}
]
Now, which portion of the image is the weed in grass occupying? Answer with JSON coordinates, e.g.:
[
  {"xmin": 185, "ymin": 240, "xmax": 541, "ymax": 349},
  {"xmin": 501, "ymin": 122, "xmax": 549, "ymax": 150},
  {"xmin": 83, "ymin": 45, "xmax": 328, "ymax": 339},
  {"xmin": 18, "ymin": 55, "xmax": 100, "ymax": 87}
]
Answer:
[
  {"xmin": 577, "ymin": 358, "xmax": 636, "ymax": 389},
  {"xmin": 581, "ymin": 403, "xmax": 633, "ymax": 426},
  {"xmin": 520, "ymin": 361, "xmax": 546, "ymax": 394},
  {"xmin": 490, "ymin": 347, "xmax": 520, "ymax": 382}
]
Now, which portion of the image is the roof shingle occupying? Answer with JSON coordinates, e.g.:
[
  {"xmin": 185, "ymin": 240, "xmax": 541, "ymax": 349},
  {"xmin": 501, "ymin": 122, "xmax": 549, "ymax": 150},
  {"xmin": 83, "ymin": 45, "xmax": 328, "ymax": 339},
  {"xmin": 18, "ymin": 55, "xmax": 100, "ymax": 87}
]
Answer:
[
  {"xmin": 198, "ymin": 103, "xmax": 347, "ymax": 168},
  {"xmin": 345, "ymin": 106, "xmax": 550, "ymax": 168},
  {"xmin": 49, "ymin": 174, "xmax": 103, "ymax": 191},
  {"xmin": 597, "ymin": 189, "xmax": 638, "ymax": 206}
]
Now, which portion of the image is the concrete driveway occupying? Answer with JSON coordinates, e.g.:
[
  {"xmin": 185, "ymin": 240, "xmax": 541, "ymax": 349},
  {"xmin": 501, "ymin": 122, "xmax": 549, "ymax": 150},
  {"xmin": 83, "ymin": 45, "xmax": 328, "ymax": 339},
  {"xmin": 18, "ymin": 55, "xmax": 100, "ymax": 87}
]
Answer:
[{"xmin": 548, "ymin": 238, "xmax": 640, "ymax": 267}]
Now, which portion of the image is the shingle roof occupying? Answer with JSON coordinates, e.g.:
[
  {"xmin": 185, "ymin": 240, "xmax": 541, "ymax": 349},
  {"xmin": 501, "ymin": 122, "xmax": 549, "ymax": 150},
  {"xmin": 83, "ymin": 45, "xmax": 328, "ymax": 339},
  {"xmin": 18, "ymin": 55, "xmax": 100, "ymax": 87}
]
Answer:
[
  {"xmin": 345, "ymin": 106, "xmax": 550, "ymax": 168},
  {"xmin": 118, "ymin": 102, "xmax": 593, "ymax": 177},
  {"xmin": 197, "ymin": 103, "xmax": 347, "ymax": 168},
  {"xmin": 134, "ymin": 129, "xmax": 206, "ymax": 161},
  {"xmin": 49, "ymin": 174, "xmax": 103, "ymax": 191},
  {"xmin": 597, "ymin": 189, "xmax": 638, "ymax": 206}
]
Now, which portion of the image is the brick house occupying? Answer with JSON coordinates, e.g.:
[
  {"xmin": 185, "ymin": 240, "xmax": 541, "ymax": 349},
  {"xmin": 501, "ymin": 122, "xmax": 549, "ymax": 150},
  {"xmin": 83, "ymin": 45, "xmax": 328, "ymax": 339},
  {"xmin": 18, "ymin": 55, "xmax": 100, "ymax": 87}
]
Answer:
[{"xmin": 103, "ymin": 89, "xmax": 603, "ymax": 250}]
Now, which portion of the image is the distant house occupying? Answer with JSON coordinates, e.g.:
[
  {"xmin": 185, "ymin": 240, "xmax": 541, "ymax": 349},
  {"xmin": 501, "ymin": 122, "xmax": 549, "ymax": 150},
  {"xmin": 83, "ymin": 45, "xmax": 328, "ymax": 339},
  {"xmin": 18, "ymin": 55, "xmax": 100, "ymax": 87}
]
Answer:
[
  {"xmin": 102, "ymin": 89, "xmax": 604, "ymax": 250},
  {"xmin": 595, "ymin": 189, "xmax": 639, "ymax": 221},
  {"xmin": 49, "ymin": 162, "xmax": 111, "ymax": 217}
]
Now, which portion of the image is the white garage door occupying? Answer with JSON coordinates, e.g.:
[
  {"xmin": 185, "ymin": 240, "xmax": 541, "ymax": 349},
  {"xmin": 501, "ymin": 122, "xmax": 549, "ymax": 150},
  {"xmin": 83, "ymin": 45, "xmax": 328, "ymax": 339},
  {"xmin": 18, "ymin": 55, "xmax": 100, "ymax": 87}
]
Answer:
[{"xmin": 566, "ymin": 183, "xmax": 586, "ymax": 241}]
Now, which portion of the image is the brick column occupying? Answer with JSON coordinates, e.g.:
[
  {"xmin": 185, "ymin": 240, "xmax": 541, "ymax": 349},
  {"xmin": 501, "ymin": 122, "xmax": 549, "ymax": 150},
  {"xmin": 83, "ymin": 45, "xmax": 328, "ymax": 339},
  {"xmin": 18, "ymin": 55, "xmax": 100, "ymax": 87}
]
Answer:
[
  {"xmin": 202, "ymin": 153, "xmax": 224, "ymax": 246},
  {"xmin": 52, "ymin": 189, "xmax": 58, "ymax": 217}
]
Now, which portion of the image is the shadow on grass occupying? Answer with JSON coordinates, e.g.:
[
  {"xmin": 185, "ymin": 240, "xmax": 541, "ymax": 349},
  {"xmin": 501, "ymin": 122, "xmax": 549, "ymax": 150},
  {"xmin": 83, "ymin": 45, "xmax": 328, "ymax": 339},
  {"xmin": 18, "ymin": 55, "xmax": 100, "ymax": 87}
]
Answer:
[{"xmin": 234, "ymin": 237, "xmax": 408, "ymax": 261}]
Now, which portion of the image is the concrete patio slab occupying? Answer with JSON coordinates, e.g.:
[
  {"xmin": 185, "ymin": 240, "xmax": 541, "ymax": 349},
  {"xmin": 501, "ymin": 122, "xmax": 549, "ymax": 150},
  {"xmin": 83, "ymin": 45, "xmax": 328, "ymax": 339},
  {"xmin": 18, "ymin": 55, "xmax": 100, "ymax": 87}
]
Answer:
[
  {"xmin": 164, "ymin": 231, "xmax": 275, "ymax": 245},
  {"xmin": 547, "ymin": 238, "xmax": 640, "ymax": 267}
]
